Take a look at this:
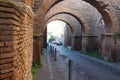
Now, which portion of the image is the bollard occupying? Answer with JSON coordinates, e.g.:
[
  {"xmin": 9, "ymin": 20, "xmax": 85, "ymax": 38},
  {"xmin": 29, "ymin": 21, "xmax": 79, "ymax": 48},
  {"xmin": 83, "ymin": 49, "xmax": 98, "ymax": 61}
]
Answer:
[
  {"xmin": 68, "ymin": 59, "xmax": 73, "ymax": 80},
  {"xmin": 52, "ymin": 46, "xmax": 54, "ymax": 57},
  {"xmin": 50, "ymin": 45, "xmax": 52, "ymax": 54},
  {"xmin": 49, "ymin": 45, "xmax": 51, "ymax": 52},
  {"xmin": 51, "ymin": 45, "xmax": 52, "ymax": 55},
  {"xmin": 54, "ymin": 48, "xmax": 57, "ymax": 61},
  {"xmin": 50, "ymin": 45, "xmax": 52, "ymax": 53},
  {"xmin": 50, "ymin": 45, "xmax": 52, "ymax": 56}
]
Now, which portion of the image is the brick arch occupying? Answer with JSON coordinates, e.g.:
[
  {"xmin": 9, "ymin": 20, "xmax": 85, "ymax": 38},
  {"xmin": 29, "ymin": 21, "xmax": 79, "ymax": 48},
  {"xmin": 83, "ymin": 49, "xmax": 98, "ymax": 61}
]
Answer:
[
  {"xmin": 34, "ymin": 0, "xmax": 63, "ymax": 29},
  {"xmin": 41, "ymin": 12, "xmax": 88, "ymax": 35},
  {"xmin": 82, "ymin": 0, "xmax": 119, "ymax": 33},
  {"xmin": 46, "ymin": 19, "xmax": 74, "ymax": 34},
  {"xmin": 13, "ymin": 0, "xmax": 35, "ymax": 7},
  {"xmin": 36, "ymin": 0, "xmax": 119, "ymax": 34},
  {"xmin": 41, "ymin": 12, "xmax": 87, "ymax": 35},
  {"xmin": 36, "ymin": 0, "xmax": 63, "ymax": 17},
  {"xmin": 34, "ymin": 0, "xmax": 120, "ymax": 63}
]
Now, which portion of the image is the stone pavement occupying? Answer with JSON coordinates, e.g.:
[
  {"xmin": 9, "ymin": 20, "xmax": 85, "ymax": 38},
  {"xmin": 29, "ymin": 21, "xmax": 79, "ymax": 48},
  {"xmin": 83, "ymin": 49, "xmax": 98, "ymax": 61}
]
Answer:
[
  {"xmin": 52, "ymin": 45, "xmax": 120, "ymax": 80},
  {"xmin": 33, "ymin": 49, "xmax": 69, "ymax": 80},
  {"xmin": 34, "ymin": 45, "xmax": 120, "ymax": 80}
]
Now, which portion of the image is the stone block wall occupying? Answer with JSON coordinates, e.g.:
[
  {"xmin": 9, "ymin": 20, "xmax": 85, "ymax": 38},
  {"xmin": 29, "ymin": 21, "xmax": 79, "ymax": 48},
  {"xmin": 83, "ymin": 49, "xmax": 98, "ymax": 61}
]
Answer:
[{"xmin": 0, "ymin": 1, "xmax": 34, "ymax": 80}]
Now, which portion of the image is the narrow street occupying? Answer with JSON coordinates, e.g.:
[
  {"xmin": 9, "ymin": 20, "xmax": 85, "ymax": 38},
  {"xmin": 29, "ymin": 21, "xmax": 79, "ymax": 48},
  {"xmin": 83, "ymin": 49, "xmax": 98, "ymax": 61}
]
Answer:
[
  {"xmin": 34, "ymin": 44, "xmax": 120, "ymax": 80},
  {"xmin": 54, "ymin": 45, "xmax": 120, "ymax": 80},
  {"xmin": 1, "ymin": 1, "xmax": 120, "ymax": 80},
  {"xmin": 33, "ymin": 49, "xmax": 68, "ymax": 80}
]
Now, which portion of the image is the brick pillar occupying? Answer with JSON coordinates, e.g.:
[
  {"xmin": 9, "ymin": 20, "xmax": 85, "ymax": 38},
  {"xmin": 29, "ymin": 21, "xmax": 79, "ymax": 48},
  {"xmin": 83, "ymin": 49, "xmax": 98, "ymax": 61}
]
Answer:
[
  {"xmin": 101, "ymin": 33, "xmax": 117, "ymax": 61},
  {"xmin": 41, "ymin": 34, "xmax": 44, "ymax": 55},
  {"xmin": 63, "ymin": 25, "xmax": 72, "ymax": 46},
  {"xmin": 71, "ymin": 36, "xmax": 82, "ymax": 50},
  {"xmin": 43, "ymin": 28, "xmax": 47, "ymax": 48},
  {"xmin": 0, "ymin": 1, "xmax": 34, "ymax": 80},
  {"xmin": 0, "ymin": 2, "xmax": 16, "ymax": 79},
  {"xmin": 33, "ymin": 33, "xmax": 45, "ymax": 65},
  {"xmin": 115, "ymin": 35, "xmax": 120, "ymax": 62},
  {"xmin": 0, "ymin": 37, "xmax": 14, "ymax": 79},
  {"xmin": 33, "ymin": 36, "xmax": 41, "ymax": 65},
  {"xmin": 82, "ymin": 35, "xmax": 98, "ymax": 52}
]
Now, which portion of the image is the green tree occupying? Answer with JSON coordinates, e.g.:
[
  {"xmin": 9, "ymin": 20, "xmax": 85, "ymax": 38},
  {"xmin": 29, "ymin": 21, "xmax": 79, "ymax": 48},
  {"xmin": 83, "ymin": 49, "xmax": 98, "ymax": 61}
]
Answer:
[{"xmin": 49, "ymin": 35, "xmax": 55, "ymax": 43}]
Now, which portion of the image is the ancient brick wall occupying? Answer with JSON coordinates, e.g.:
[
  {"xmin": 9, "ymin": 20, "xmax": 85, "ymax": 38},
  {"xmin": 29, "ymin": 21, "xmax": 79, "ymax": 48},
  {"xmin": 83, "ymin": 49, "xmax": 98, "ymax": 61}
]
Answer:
[
  {"xmin": 34, "ymin": 0, "xmax": 56, "ymax": 34},
  {"xmin": 11, "ymin": 0, "xmax": 35, "ymax": 8},
  {"xmin": 33, "ymin": 0, "xmax": 42, "ymax": 13},
  {"xmin": 0, "ymin": 1, "xmax": 34, "ymax": 80},
  {"xmin": 63, "ymin": 24, "xmax": 72, "ymax": 47},
  {"xmin": 33, "ymin": 37, "xmax": 41, "ymax": 65},
  {"xmin": 82, "ymin": 35, "xmax": 98, "ymax": 52},
  {"xmin": 101, "ymin": 34, "xmax": 116, "ymax": 60}
]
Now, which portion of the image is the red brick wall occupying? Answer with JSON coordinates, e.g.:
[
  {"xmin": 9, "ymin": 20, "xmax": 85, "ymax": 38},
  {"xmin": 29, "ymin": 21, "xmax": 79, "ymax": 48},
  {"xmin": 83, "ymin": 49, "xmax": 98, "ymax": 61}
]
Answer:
[
  {"xmin": 33, "ymin": 36, "xmax": 41, "ymax": 65},
  {"xmin": 11, "ymin": 0, "xmax": 35, "ymax": 8},
  {"xmin": 0, "ymin": 1, "xmax": 34, "ymax": 80},
  {"xmin": 63, "ymin": 24, "xmax": 72, "ymax": 47},
  {"xmin": 82, "ymin": 35, "xmax": 98, "ymax": 52},
  {"xmin": 101, "ymin": 34, "xmax": 116, "ymax": 60}
]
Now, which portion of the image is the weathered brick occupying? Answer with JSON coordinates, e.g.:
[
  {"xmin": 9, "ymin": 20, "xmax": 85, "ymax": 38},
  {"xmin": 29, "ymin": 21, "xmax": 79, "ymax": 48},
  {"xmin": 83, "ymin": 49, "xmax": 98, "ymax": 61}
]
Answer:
[
  {"xmin": 1, "ymin": 67, "xmax": 14, "ymax": 74},
  {"xmin": 0, "ymin": 58, "xmax": 14, "ymax": 64},
  {"xmin": 4, "ymin": 41, "xmax": 13, "ymax": 47},
  {"xmin": 0, "ymin": 12, "xmax": 20, "ymax": 21},
  {"xmin": 3, "ymin": 78, "xmax": 11, "ymax": 80},
  {"xmin": 0, "ymin": 30, "xmax": 13, "ymax": 35},
  {"xmin": 0, "ymin": 63, "xmax": 13, "ymax": 70},
  {"xmin": 0, "ymin": 42, "xmax": 4, "ymax": 46},
  {"xmin": 0, "ymin": 35, "xmax": 13, "ymax": 41},
  {"xmin": 0, "ymin": 72, "xmax": 13, "ymax": 79},
  {"xmin": 0, "ymin": 1, "xmax": 34, "ymax": 80},
  {"xmin": 0, "ymin": 47, "xmax": 13, "ymax": 53},
  {"xmin": 0, "ymin": 53, "xmax": 13, "ymax": 59}
]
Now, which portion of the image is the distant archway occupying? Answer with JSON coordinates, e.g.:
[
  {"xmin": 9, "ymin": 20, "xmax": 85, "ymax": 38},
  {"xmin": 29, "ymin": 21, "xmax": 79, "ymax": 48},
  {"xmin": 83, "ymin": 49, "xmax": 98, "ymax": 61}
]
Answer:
[{"xmin": 36, "ymin": 0, "xmax": 119, "ymax": 34}]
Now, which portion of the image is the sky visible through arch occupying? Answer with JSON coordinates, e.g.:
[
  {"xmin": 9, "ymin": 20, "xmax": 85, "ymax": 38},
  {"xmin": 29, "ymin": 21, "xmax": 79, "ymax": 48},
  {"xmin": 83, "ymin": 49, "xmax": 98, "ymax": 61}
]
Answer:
[{"xmin": 47, "ymin": 20, "xmax": 66, "ymax": 37}]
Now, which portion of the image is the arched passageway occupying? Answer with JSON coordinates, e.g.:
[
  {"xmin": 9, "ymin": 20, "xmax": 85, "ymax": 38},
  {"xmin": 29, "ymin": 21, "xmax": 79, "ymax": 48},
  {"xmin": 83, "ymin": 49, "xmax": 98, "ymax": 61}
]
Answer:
[
  {"xmin": 34, "ymin": 0, "xmax": 120, "ymax": 61},
  {"xmin": 43, "ymin": 20, "xmax": 73, "ymax": 49},
  {"xmin": 1, "ymin": 0, "xmax": 120, "ymax": 80}
]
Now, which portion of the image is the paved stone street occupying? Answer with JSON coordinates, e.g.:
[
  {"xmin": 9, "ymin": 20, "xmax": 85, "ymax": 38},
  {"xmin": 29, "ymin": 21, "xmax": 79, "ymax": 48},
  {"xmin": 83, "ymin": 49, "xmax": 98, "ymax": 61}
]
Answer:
[
  {"xmin": 34, "ymin": 45, "xmax": 120, "ymax": 80},
  {"xmin": 33, "ymin": 49, "xmax": 68, "ymax": 80}
]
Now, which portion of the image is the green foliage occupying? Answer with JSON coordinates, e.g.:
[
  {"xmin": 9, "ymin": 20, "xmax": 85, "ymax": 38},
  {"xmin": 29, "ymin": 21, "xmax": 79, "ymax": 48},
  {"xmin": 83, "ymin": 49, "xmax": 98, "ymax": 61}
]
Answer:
[
  {"xmin": 115, "ymin": 32, "xmax": 120, "ymax": 36},
  {"xmin": 88, "ymin": 51, "xmax": 102, "ymax": 59},
  {"xmin": 40, "ymin": 56, "xmax": 44, "ymax": 69},
  {"xmin": 80, "ymin": 51, "xmax": 103, "ymax": 59},
  {"xmin": 80, "ymin": 51, "xmax": 115, "ymax": 63},
  {"xmin": 33, "ymin": 34, "xmax": 40, "ymax": 40},
  {"xmin": 49, "ymin": 35, "xmax": 55, "ymax": 43},
  {"xmin": 33, "ymin": 33, "xmax": 40, "ymax": 37},
  {"xmin": 31, "ymin": 62, "xmax": 44, "ymax": 76},
  {"xmin": 31, "ymin": 56, "xmax": 44, "ymax": 76},
  {"xmin": 62, "ymin": 45, "xmax": 67, "ymax": 48},
  {"xmin": 106, "ymin": 58, "xmax": 114, "ymax": 63},
  {"xmin": 31, "ymin": 63, "xmax": 40, "ymax": 76}
]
